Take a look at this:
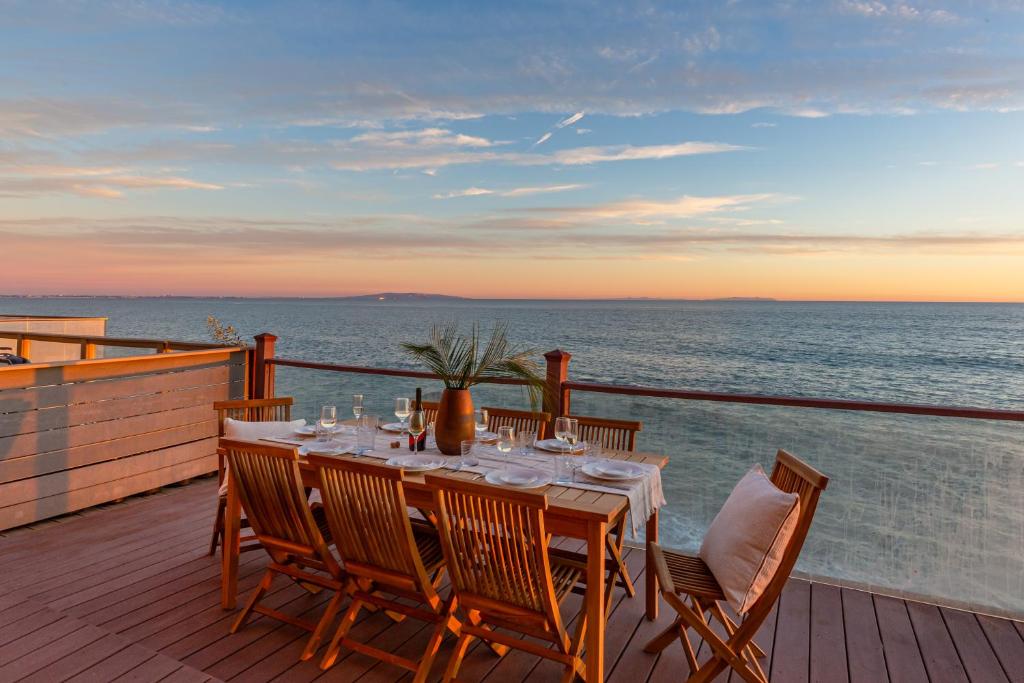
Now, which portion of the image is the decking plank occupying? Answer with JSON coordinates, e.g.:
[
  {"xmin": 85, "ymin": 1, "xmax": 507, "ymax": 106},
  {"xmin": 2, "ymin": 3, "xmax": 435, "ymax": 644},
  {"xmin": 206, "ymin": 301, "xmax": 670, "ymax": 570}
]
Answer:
[
  {"xmin": 874, "ymin": 595, "xmax": 928, "ymax": 683},
  {"xmin": 941, "ymin": 607, "xmax": 1011, "ymax": 683},
  {"xmin": 976, "ymin": 613, "xmax": 1024, "ymax": 683},
  {"xmin": 65, "ymin": 644, "xmax": 165, "ymax": 683},
  {"xmin": 842, "ymin": 588, "xmax": 887, "ymax": 683},
  {"xmin": 810, "ymin": 582, "xmax": 849, "ymax": 683},
  {"xmin": 770, "ymin": 579, "xmax": 811, "ymax": 683},
  {"xmin": 904, "ymin": 601, "xmax": 968, "ymax": 683},
  {"xmin": 0, "ymin": 620, "xmax": 108, "ymax": 681}
]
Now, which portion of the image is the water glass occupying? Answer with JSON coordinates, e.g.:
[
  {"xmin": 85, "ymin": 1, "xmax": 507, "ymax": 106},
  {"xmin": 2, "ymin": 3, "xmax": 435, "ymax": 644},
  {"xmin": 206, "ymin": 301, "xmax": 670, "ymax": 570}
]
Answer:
[
  {"xmin": 320, "ymin": 405, "xmax": 337, "ymax": 429},
  {"xmin": 474, "ymin": 408, "xmax": 489, "ymax": 435},
  {"xmin": 456, "ymin": 439, "xmax": 479, "ymax": 470},
  {"xmin": 352, "ymin": 394, "xmax": 363, "ymax": 420},
  {"xmin": 426, "ymin": 421, "xmax": 436, "ymax": 448},
  {"xmin": 517, "ymin": 430, "xmax": 536, "ymax": 456},
  {"xmin": 553, "ymin": 455, "xmax": 573, "ymax": 483},
  {"xmin": 356, "ymin": 415, "xmax": 378, "ymax": 454},
  {"xmin": 581, "ymin": 440, "xmax": 600, "ymax": 465}
]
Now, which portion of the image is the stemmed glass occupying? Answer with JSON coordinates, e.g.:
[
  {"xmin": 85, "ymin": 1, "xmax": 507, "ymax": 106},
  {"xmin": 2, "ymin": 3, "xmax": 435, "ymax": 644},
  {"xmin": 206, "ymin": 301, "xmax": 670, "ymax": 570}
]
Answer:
[
  {"xmin": 394, "ymin": 397, "xmax": 411, "ymax": 434},
  {"xmin": 554, "ymin": 416, "xmax": 578, "ymax": 480},
  {"xmin": 496, "ymin": 426, "xmax": 515, "ymax": 471},
  {"xmin": 408, "ymin": 408, "xmax": 426, "ymax": 450},
  {"xmin": 352, "ymin": 394, "xmax": 364, "ymax": 420},
  {"xmin": 474, "ymin": 408, "xmax": 489, "ymax": 437}
]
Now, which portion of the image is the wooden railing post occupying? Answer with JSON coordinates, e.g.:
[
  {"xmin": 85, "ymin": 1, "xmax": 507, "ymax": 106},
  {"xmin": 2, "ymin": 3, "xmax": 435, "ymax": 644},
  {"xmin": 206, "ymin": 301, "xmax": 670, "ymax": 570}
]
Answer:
[
  {"xmin": 543, "ymin": 349, "xmax": 572, "ymax": 420},
  {"xmin": 80, "ymin": 340, "xmax": 97, "ymax": 359},
  {"xmin": 253, "ymin": 333, "xmax": 277, "ymax": 399},
  {"xmin": 15, "ymin": 335, "xmax": 30, "ymax": 360}
]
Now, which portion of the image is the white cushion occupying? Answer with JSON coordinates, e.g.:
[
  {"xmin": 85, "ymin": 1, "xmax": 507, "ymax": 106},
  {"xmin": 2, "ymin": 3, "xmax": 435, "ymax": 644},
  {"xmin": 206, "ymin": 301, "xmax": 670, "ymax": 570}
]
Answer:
[
  {"xmin": 699, "ymin": 464, "xmax": 800, "ymax": 614},
  {"xmin": 219, "ymin": 418, "xmax": 306, "ymax": 496}
]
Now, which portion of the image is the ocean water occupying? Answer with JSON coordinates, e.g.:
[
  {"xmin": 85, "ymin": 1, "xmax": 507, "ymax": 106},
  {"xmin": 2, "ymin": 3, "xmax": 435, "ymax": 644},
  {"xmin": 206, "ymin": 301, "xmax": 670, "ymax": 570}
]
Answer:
[{"xmin": 3, "ymin": 297, "xmax": 1023, "ymax": 615}]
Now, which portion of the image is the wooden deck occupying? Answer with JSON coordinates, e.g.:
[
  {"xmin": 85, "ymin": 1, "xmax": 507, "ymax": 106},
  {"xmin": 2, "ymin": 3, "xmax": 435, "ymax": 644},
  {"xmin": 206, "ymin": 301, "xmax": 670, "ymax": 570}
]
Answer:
[{"xmin": 1, "ymin": 479, "xmax": 1021, "ymax": 683}]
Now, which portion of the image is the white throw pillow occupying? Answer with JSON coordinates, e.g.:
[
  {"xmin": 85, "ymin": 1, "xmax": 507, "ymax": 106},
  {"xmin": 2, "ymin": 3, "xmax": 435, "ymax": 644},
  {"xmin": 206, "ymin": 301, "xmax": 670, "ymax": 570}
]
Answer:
[
  {"xmin": 699, "ymin": 464, "xmax": 800, "ymax": 614},
  {"xmin": 219, "ymin": 418, "xmax": 306, "ymax": 496}
]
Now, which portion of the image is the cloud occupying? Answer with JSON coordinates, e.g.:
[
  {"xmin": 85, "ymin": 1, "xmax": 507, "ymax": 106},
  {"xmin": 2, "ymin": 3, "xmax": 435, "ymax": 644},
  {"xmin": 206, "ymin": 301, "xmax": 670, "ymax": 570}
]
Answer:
[
  {"xmin": 433, "ymin": 187, "xmax": 494, "ymax": 199},
  {"xmin": 533, "ymin": 132, "xmax": 553, "ymax": 146},
  {"xmin": 751, "ymin": 122, "xmax": 777, "ymax": 128},
  {"xmin": 576, "ymin": 128, "xmax": 592, "ymax": 134},
  {"xmin": 522, "ymin": 193, "xmax": 780, "ymax": 221},
  {"xmin": 350, "ymin": 128, "xmax": 497, "ymax": 148},
  {"xmin": 556, "ymin": 112, "xmax": 585, "ymax": 128},
  {"xmin": 837, "ymin": 1, "xmax": 961, "ymax": 24},
  {"xmin": 0, "ymin": 164, "xmax": 223, "ymax": 198},
  {"xmin": 547, "ymin": 142, "xmax": 745, "ymax": 165},
  {"xmin": 434, "ymin": 183, "xmax": 585, "ymax": 199}
]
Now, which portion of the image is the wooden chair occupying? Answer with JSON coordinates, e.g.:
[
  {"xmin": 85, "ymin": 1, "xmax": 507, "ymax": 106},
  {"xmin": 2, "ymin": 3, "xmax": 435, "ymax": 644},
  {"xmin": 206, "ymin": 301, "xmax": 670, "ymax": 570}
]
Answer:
[
  {"xmin": 425, "ymin": 473, "xmax": 589, "ymax": 683},
  {"xmin": 483, "ymin": 406, "xmax": 551, "ymax": 440},
  {"xmin": 571, "ymin": 414, "xmax": 642, "ymax": 452},
  {"xmin": 421, "ymin": 400, "xmax": 439, "ymax": 426},
  {"xmin": 221, "ymin": 439, "xmax": 349, "ymax": 661},
  {"xmin": 569, "ymin": 414, "xmax": 643, "ymax": 605},
  {"xmin": 208, "ymin": 397, "xmax": 295, "ymax": 555},
  {"xmin": 308, "ymin": 456, "xmax": 461, "ymax": 680},
  {"xmin": 643, "ymin": 449, "xmax": 829, "ymax": 683}
]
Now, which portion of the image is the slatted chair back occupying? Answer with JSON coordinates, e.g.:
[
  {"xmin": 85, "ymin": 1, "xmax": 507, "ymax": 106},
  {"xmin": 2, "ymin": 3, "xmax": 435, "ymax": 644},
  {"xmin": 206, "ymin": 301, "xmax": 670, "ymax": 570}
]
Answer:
[
  {"xmin": 310, "ymin": 456, "xmax": 435, "ymax": 596},
  {"xmin": 483, "ymin": 406, "xmax": 551, "ymax": 440},
  {"xmin": 425, "ymin": 473, "xmax": 568, "ymax": 643},
  {"xmin": 221, "ymin": 439, "xmax": 340, "ymax": 574},
  {"xmin": 570, "ymin": 413, "xmax": 642, "ymax": 451},
  {"xmin": 214, "ymin": 397, "xmax": 294, "ymax": 436},
  {"xmin": 421, "ymin": 400, "xmax": 439, "ymax": 426}
]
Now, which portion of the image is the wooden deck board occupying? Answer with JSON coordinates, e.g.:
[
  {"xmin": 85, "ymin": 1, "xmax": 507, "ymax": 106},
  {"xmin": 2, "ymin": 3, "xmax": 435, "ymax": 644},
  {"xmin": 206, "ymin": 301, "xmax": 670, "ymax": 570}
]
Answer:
[{"xmin": 0, "ymin": 478, "xmax": 1021, "ymax": 683}]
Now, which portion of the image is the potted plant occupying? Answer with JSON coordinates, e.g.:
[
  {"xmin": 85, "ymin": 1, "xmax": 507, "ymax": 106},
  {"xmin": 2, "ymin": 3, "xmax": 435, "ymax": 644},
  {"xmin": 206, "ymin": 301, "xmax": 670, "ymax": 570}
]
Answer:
[{"xmin": 401, "ymin": 322, "xmax": 545, "ymax": 454}]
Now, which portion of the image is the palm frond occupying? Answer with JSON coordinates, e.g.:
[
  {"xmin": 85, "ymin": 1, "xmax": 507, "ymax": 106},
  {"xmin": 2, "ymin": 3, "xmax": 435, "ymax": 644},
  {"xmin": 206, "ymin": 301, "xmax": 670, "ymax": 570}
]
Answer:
[{"xmin": 401, "ymin": 321, "xmax": 545, "ymax": 406}]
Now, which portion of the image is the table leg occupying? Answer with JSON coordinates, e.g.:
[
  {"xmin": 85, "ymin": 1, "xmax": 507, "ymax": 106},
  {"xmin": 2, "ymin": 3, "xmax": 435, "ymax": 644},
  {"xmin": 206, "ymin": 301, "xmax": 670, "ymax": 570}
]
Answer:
[
  {"xmin": 220, "ymin": 477, "xmax": 240, "ymax": 610},
  {"xmin": 586, "ymin": 520, "xmax": 607, "ymax": 682},
  {"xmin": 646, "ymin": 509, "xmax": 659, "ymax": 620}
]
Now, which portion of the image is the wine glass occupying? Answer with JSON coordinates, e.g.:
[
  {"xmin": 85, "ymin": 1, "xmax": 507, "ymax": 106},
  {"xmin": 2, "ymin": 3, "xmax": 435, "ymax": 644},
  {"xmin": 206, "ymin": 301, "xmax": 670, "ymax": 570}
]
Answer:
[
  {"xmin": 408, "ymin": 408, "xmax": 426, "ymax": 449},
  {"xmin": 394, "ymin": 397, "xmax": 411, "ymax": 433},
  {"xmin": 352, "ymin": 394, "xmax": 364, "ymax": 420},
  {"xmin": 474, "ymin": 408, "xmax": 489, "ymax": 436},
  {"xmin": 563, "ymin": 418, "xmax": 579, "ymax": 454},
  {"xmin": 496, "ymin": 426, "xmax": 515, "ymax": 471}
]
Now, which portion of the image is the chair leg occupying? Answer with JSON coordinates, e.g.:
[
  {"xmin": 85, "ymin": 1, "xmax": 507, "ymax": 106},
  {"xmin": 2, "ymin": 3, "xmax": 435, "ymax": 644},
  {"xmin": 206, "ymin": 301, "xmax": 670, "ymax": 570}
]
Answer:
[
  {"xmin": 301, "ymin": 589, "xmax": 345, "ymax": 661},
  {"xmin": 232, "ymin": 568, "xmax": 274, "ymax": 633},
  {"xmin": 467, "ymin": 609, "xmax": 508, "ymax": 657},
  {"xmin": 209, "ymin": 497, "xmax": 226, "ymax": 556},
  {"xmin": 442, "ymin": 633, "xmax": 473, "ymax": 683},
  {"xmin": 605, "ymin": 516, "xmax": 636, "ymax": 597},
  {"xmin": 643, "ymin": 616, "xmax": 684, "ymax": 653},
  {"xmin": 320, "ymin": 598, "xmax": 364, "ymax": 670}
]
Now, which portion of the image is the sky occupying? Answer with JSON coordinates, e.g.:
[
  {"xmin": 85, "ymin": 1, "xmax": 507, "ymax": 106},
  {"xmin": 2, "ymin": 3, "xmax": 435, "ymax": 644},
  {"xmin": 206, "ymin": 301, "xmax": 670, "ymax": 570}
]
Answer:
[{"xmin": 1, "ymin": 0, "xmax": 1024, "ymax": 301}]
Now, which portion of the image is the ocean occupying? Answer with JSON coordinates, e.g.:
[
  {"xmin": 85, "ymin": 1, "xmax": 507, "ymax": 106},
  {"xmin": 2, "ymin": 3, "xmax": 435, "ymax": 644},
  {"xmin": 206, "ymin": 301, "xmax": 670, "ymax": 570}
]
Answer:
[{"xmin": 3, "ymin": 297, "xmax": 1022, "ymax": 616}]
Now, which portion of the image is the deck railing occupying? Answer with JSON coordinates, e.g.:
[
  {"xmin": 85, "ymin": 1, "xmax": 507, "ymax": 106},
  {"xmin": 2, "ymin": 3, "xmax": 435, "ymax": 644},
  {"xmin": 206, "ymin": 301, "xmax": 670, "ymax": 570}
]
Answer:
[
  {"xmin": 2, "ymin": 329, "xmax": 228, "ymax": 360},
  {"xmin": 252, "ymin": 332, "xmax": 1024, "ymax": 619}
]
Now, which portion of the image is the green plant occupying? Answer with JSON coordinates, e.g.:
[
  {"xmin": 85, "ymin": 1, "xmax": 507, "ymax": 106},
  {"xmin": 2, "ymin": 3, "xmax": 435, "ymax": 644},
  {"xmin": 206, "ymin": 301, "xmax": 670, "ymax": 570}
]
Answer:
[
  {"xmin": 206, "ymin": 315, "xmax": 246, "ymax": 347},
  {"xmin": 401, "ymin": 321, "xmax": 545, "ymax": 407}
]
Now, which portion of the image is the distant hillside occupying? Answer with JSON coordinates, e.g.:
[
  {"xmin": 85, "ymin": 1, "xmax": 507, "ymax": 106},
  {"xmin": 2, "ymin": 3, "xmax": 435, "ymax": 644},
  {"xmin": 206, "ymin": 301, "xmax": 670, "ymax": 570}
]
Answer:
[{"xmin": 341, "ymin": 292, "xmax": 470, "ymax": 302}]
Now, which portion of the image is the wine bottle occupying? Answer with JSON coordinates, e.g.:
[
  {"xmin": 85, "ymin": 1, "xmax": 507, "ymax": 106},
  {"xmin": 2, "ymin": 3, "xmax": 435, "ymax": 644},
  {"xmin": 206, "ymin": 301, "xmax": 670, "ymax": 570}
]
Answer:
[{"xmin": 409, "ymin": 388, "xmax": 427, "ymax": 451}]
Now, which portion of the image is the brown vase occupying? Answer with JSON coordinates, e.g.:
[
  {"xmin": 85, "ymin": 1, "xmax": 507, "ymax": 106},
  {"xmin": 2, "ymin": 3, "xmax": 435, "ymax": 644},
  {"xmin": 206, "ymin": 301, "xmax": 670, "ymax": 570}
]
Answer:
[{"xmin": 434, "ymin": 388, "xmax": 475, "ymax": 455}]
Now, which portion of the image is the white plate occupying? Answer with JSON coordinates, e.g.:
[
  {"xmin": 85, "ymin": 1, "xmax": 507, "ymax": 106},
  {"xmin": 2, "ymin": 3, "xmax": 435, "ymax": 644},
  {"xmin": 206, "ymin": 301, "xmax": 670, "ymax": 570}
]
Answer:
[
  {"xmin": 533, "ymin": 438, "xmax": 584, "ymax": 454},
  {"xmin": 301, "ymin": 444, "xmax": 354, "ymax": 457},
  {"xmin": 294, "ymin": 424, "xmax": 342, "ymax": 436},
  {"xmin": 386, "ymin": 454, "xmax": 446, "ymax": 472},
  {"xmin": 583, "ymin": 460, "xmax": 645, "ymax": 481},
  {"xmin": 485, "ymin": 467, "xmax": 552, "ymax": 489},
  {"xmin": 474, "ymin": 430, "xmax": 498, "ymax": 442},
  {"xmin": 380, "ymin": 422, "xmax": 406, "ymax": 433}
]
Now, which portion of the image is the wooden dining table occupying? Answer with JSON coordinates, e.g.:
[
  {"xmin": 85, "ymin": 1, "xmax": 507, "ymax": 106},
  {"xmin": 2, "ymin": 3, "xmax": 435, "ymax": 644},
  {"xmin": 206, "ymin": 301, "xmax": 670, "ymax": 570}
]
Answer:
[{"xmin": 220, "ymin": 441, "xmax": 668, "ymax": 682}]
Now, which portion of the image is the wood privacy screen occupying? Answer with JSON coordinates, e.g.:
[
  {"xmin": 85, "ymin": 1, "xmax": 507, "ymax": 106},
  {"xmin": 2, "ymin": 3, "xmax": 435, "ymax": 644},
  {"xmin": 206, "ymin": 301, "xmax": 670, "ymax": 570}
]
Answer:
[{"xmin": 0, "ymin": 348, "xmax": 247, "ymax": 530}]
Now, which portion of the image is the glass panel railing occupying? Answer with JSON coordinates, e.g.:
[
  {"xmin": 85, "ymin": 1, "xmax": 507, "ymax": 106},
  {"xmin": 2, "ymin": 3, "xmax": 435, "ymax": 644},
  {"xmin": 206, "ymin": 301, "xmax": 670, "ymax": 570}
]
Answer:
[{"xmin": 569, "ymin": 390, "xmax": 1024, "ymax": 618}]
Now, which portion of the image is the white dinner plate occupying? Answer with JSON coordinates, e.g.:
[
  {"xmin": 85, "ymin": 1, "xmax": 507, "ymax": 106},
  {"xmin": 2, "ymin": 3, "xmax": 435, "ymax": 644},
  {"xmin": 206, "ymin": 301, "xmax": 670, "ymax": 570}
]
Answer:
[
  {"xmin": 485, "ymin": 466, "xmax": 551, "ymax": 489},
  {"xmin": 386, "ymin": 454, "xmax": 446, "ymax": 472},
  {"xmin": 475, "ymin": 430, "xmax": 498, "ymax": 442},
  {"xmin": 380, "ymin": 422, "xmax": 406, "ymax": 433},
  {"xmin": 301, "ymin": 443, "xmax": 354, "ymax": 457},
  {"xmin": 533, "ymin": 438, "xmax": 584, "ymax": 454},
  {"xmin": 294, "ymin": 424, "xmax": 342, "ymax": 437},
  {"xmin": 582, "ymin": 460, "xmax": 645, "ymax": 481}
]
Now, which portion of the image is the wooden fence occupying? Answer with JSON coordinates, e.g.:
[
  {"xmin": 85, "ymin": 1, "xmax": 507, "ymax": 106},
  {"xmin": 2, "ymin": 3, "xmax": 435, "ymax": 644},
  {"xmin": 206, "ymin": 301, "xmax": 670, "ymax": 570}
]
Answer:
[{"xmin": 0, "ymin": 347, "xmax": 247, "ymax": 530}]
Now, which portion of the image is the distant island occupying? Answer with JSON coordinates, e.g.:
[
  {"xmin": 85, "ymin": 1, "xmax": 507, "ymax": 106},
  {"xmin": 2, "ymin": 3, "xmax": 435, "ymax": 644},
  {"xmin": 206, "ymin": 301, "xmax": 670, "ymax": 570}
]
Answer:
[{"xmin": 340, "ymin": 292, "xmax": 470, "ymax": 302}]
